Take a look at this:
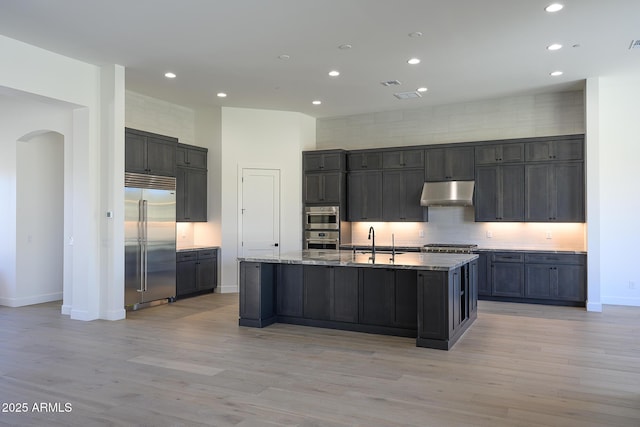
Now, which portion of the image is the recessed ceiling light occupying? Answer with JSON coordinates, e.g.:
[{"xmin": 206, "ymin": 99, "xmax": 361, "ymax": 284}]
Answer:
[
  {"xmin": 407, "ymin": 58, "xmax": 421, "ymax": 65},
  {"xmin": 164, "ymin": 72, "xmax": 176, "ymax": 79},
  {"xmin": 278, "ymin": 54, "xmax": 290, "ymax": 60},
  {"xmin": 547, "ymin": 43, "xmax": 563, "ymax": 51},
  {"xmin": 550, "ymin": 71, "xmax": 563, "ymax": 76},
  {"xmin": 217, "ymin": 92, "xmax": 227, "ymax": 98},
  {"xmin": 312, "ymin": 100, "xmax": 322, "ymax": 105},
  {"xmin": 417, "ymin": 87, "xmax": 428, "ymax": 93},
  {"xmin": 545, "ymin": 3, "xmax": 564, "ymax": 12},
  {"xmin": 328, "ymin": 70, "xmax": 340, "ymax": 77},
  {"xmin": 409, "ymin": 31, "xmax": 423, "ymax": 38},
  {"xmin": 338, "ymin": 44, "xmax": 352, "ymax": 50}
]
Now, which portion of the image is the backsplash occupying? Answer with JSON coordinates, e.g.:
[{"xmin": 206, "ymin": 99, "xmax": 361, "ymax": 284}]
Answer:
[{"xmin": 348, "ymin": 207, "xmax": 586, "ymax": 251}]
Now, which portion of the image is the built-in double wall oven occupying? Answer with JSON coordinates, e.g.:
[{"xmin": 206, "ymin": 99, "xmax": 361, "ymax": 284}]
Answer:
[{"xmin": 304, "ymin": 206, "xmax": 340, "ymax": 249}]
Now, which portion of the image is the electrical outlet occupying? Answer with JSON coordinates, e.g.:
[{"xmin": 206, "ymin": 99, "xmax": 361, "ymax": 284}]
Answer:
[
  {"xmin": 630, "ymin": 281, "xmax": 636, "ymax": 290},
  {"xmin": 486, "ymin": 230, "xmax": 493, "ymax": 238},
  {"xmin": 418, "ymin": 229, "xmax": 425, "ymax": 238},
  {"xmin": 546, "ymin": 231, "xmax": 552, "ymax": 239}
]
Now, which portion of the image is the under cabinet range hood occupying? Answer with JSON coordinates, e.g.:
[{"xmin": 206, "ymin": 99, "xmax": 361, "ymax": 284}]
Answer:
[{"xmin": 420, "ymin": 181, "xmax": 475, "ymax": 207}]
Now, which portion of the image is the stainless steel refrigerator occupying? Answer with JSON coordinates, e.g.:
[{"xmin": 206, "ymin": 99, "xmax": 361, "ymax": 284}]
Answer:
[{"xmin": 125, "ymin": 172, "xmax": 177, "ymax": 310}]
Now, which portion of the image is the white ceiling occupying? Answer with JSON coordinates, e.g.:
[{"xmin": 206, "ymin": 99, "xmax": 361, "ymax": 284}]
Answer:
[{"xmin": 1, "ymin": 0, "xmax": 639, "ymax": 118}]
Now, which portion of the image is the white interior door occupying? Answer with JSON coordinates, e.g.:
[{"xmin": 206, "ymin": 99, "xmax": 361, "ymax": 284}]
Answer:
[{"xmin": 240, "ymin": 168, "xmax": 280, "ymax": 257}]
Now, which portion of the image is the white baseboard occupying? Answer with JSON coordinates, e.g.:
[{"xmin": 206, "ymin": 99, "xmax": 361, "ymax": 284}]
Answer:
[
  {"xmin": 217, "ymin": 284, "xmax": 239, "ymax": 294},
  {"xmin": 102, "ymin": 308, "xmax": 126, "ymax": 321},
  {"xmin": 70, "ymin": 309, "xmax": 99, "ymax": 321},
  {"xmin": 601, "ymin": 296, "xmax": 640, "ymax": 307},
  {"xmin": 61, "ymin": 304, "xmax": 71, "ymax": 315},
  {"xmin": 0, "ymin": 292, "xmax": 62, "ymax": 308},
  {"xmin": 586, "ymin": 301, "xmax": 603, "ymax": 312}
]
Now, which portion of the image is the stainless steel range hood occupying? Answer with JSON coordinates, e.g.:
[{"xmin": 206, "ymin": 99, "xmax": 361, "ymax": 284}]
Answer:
[{"xmin": 420, "ymin": 181, "xmax": 475, "ymax": 206}]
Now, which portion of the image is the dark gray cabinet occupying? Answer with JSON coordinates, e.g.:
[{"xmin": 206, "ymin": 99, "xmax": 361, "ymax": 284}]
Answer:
[
  {"xmin": 177, "ymin": 167, "xmax": 207, "ymax": 222},
  {"xmin": 476, "ymin": 252, "xmax": 491, "ymax": 296},
  {"xmin": 475, "ymin": 165, "xmax": 524, "ymax": 221},
  {"xmin": 303, "ymin": 150, "xmax": 345, "ymax": 172},
  {"xmin": 491, "ymin": 252, "xmax": 525, "ymax": 298},
  {"xmin": 348, "ymin": 170, "xmax": 383, "ymax": 221},
  {"xmin": 475, "ymin": 143, "xmax": 524, "ymax": 165},
  {"xmin": 383, "ymin": 149, "xmax": 424, "ymax": 169},
  {"xmin": 276, "ymin": 264, "xmax": 303, "ymax": 317},
  {"xmin": 176, "ymin": 248, "xmax": 218, "ymax": 298},
  {"xmin": 425, "ymin": 147, "xmax": 474, "ymax": 181},
  {"xmin": 524, "ymin": 253, "xmax": 586, "ymax": 302},
  {"xmin": 525, "ymin": 162, "xmax": 584, "ymax": 222},
  {"xmin": 479, "ymin": 251, "xmax": 586, "ymax": 306},
  {"xmin": 359, "ymin": 269, "xmax": 417, "ymax": 329},
  {"xmin": 348, "ymin": 151, "xmax": 383, "ymax": 171},
  {"xmin": 177, "ymin": 144, "xmax": 208, "ymax": 168},
  {"xmin": 239, "ymin": 262, "xmax": 275, "ymax": 327},
  {"xmin": 176, "ymin": 144, "xmax": 208, "ymax": 222},
  {"xmin": 525, "ymin": 138, "xmax": 583, "ymax": 162},
  {"xmin": 382, "ymin": 169, "xmax": 426, "ymax": 221},
  {"xmin": 125, "ymin": 128, "xmax": 177, "ymax": 177},
  {"xmin": 304, "ymin": 172, "xmax": 344, "ymax": 205},
  {"xmin": 302, "ymin": 265, "xmax": 359, "ymax": 323},
  {"xmin": 303, "ymin": 266, "xmax": 331, "ymax": 320},
  {"xmin": 359, "ymin": 269, "xmax": 394, "ymax": 326}
]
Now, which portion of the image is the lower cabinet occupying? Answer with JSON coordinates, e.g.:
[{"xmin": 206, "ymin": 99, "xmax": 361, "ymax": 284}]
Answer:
[
  {"xmin": 238, "ymin": 260, "xmax": 478, "ymax": 350},
  {"xmin": 524, "ymin": 253, "xmax": 586, "ymax": 302},
  {"xmin": 239, "ymin": 262, "xmax": 275, "ymax": 327},
  {"xmin": 302, "ymin": 265, "xmax": 359, "ymax": 323},
  {"xmin": 479, "ymin": 250, "xmax": 586, "ymax": 306},
  {"xmin": 176, "ymin": 248, "xmax": 218, "ymax": 298}
]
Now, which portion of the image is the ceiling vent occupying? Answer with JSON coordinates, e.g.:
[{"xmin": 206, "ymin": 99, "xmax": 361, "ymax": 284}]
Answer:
[
  {"xmin": 381, "ymin": 80, "xmax": 402, "ymax": 86},
  {"xmin": 394, "ymin": 91, "xmax": 422, "ymax": 100},
  {"xmin": 629, "ymin": 40, "xmax": 640, "ymax": 49}
]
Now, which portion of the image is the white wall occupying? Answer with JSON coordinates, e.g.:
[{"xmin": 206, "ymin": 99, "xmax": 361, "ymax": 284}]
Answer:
[
  {"xmin": 587, "ymin": 74, "xmax": 640, "ymax": 307},
  {"xmin": 16, "ymin": 132, "xmax": 64, "ymax": 305},
  {"xmin": 0, "ymin": 35, "xmax": 125, "ymax": 320},
  {"xmin": 317, "ymin": 91, "xmax": 584, "ymax": 149},
  {"xmin": 0, "ymin": 96, "xmax": 72, "ymax": 308},
  {"xmin": 220, "ymin": 107, "xmax": 316, "ymax": 292}
]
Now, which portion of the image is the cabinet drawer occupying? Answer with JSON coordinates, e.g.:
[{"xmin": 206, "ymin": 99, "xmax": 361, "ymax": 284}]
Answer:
[
  {"xmin": 525, "ymin": 253, "xmax": 585, "ymax": 265},
  {"xmin": 492, "ymin": 253, "xmax": 524, "ymax": 263},
  {"xmin": 198, "ymin": 249, "xmax": 217, "ymax": 259},
  {"xmin": 177, "ymin": 251, "xmax": 198, "ymax": 262}
]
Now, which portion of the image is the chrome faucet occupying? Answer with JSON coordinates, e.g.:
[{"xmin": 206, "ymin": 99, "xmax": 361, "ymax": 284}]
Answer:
[{"xmin": 368, "ymin": 226, "xmax": 376, "ymax": 259}]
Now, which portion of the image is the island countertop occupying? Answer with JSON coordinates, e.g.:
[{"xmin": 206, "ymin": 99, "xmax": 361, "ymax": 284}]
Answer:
[{"xmin": 238, "ymin": 249, "xmax": 478, "ymax": 271}]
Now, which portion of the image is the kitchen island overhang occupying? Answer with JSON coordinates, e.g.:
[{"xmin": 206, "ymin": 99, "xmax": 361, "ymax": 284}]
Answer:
[{"xmin": 238, "ymin": 250, "xmax": 479, "ymax": 350}]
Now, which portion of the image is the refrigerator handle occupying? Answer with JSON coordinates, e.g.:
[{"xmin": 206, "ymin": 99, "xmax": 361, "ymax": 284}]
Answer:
[
  {"xmin": 138, "ymin": 200, "xmax": 145, "ymax": 293},
  {"xmin": 143, "ymin": 199, "xmax": 148, "ymax": 292}
]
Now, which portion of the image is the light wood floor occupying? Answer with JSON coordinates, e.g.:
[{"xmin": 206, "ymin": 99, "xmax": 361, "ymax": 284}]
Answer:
[{"xmin": 1, "ymin": 295, "xmax": 639, "ymax": 427}]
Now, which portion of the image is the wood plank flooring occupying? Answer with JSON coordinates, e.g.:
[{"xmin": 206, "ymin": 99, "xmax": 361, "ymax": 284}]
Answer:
[{"xmin": 1, "ymin": 294, "xmax": 639, "ymax": 426}]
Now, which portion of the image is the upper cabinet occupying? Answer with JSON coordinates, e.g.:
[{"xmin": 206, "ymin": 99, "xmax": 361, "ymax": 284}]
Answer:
[
  {"xmin": 382, "ymin": 149, "xmax": 424, "ymax": 169},
  {"xmin": 425, "ymin": 147, "xmax": 475, "ymax": 181},
  {"xmin": 177, "ymin": 144, "xmax": 208, "ymax": 169},
  {"xmin": 125, "ymin": 128, "xmax": 177, "ymax": 177},
  {"xmin": 347, "ymin": 151, "xmax": 383, "ymax": 171},
  {"xmin": 347, "ymin": 170, "xmax": 383, "ymax": 221},
  {"xmin": 382, "ymin": 169, "xmax": 427, "ymax": 221},
  {"xmin": 303, "ymin": 150, "xmax": 345, "ymax": 172},
  {"xmin": 525, "ymin": 138, "xmax": 584, "ymax": 162},
  {"xmin": 303, "ymin": 151, "xmax": 347, "ymax": 212},
  {"xmin": 176, "ymin": 143, "xmax": 208, "ymax": 222},
  {"xmin": 475, "ymin": 164, "xmax": 525, "ymax": 222},
  {"xmin": 475, "ymin": 143, "xmax": 524, "ymax": 165},
  {"xmin": 525, "ymin": 162, "xmax": 584, "ymax": 222}
]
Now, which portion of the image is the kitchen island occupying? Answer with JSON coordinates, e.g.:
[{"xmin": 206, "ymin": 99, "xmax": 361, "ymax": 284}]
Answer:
[{"xmin": 238, "ymin": 250, "xmax": 478, "ymax": 350}]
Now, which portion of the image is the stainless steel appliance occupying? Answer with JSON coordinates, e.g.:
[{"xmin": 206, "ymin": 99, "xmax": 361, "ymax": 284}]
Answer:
[
  {"xmin": 304, "ymin": 230, "xmax": 340, "ymax": 250},
  {"xmin": 421, "ymin": 243, "xmax": 478, "ymax": 254},
  {"xmin": 304, "ymin": 206, "xmax": 339, "ymax": 230},
  {"xmin": 420, "ymin": 181, "xmax": 475, "ymax": 206},
  {"xmin": 125, "ymin": 172, "xmax": 177, "ymax": 310}
]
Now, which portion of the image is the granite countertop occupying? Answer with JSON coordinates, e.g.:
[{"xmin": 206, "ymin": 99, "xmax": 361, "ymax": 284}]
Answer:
[
  {"xmin": 238, "ymin": 249, "xmax": 478, "ymax": 271},
  {"xmin": 177, "ymin": 245, "xmax": 220, "ymax": 252},
  {"xmin": 341, "ymin": 243, "xmax": 586, "ymax": 255},
  {"xmin": 474, "ymin": 247, "xmax": 587, "ymax": 254}
]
